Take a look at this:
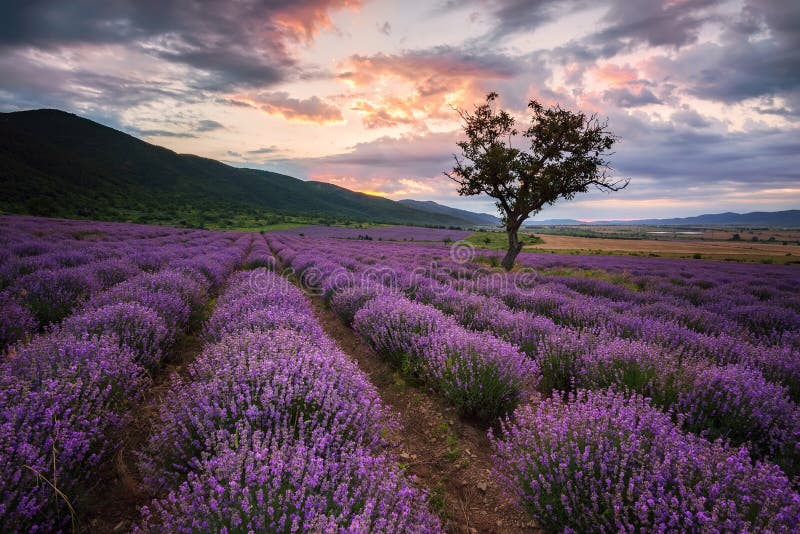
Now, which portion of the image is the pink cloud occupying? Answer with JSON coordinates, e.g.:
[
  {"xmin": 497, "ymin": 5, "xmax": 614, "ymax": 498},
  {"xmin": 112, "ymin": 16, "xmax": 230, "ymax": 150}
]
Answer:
[
  {"xmin": 232, "ymin": 92, "xmax": 344, "ymax": 124},
  {"xmin": 338, "ymin": 47, "xmax": 520, "ymax": 128}
]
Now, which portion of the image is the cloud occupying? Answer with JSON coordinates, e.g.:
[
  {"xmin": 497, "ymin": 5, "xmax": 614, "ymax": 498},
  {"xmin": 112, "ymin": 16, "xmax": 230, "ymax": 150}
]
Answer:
[
  {"xmin": 609, "ymin": 113, "xmax": 800, "ymax": 192},
  {"xmin": 338, "ymin": 46, "xmax": 523, "ymax": 128},
  {"xmin": 0, "ymin": 0, "xmax": 361, "ymax": 99},
  {"xmin": 464, "ymin": 0, "xmax": 587, "ymax": 41},
  {"xmin": 468, "ymin": 0, "xmax": 720, "ymax": 51},
  {"xmin": 340, "ymin": 46, "xmax": 519, "ymax": 87},
  {"xmin": 137, "ymin": 129, "xmax": 196, "ymax": 138},
  {"xmin": 247, "ymin": 146, "xmax": 281, "ymax": 155},
  {"xmin": 195, "ymin": 119, "xmax": 224, "ymax": 132},
  {"xmin": 240, "ymin": 92, "xmax": 343, "ymax": 124},
  {"xmin": 603, "ymin": 87, "xmax": 661, "ymax": 107},
  {"xmin": 639, "ymin": 5, "xmax": 800, "ymax": 111},
  {"xmin": 309, "ymin": 131, "xmax": 459, "ymax": 171},
  {"xmin": 594, "ymin": 0, "xmax": 721, "ymax": 50},
  {"xmin": 670, "ymin": 108, "xmax": 711, "ymax": 128}
]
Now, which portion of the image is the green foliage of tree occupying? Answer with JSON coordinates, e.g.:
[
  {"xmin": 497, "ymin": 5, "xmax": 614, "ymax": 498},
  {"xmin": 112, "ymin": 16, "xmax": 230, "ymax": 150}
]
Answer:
[{"xmin": 447, "ymin": 93, "xmax": 627, "ymax": 270}]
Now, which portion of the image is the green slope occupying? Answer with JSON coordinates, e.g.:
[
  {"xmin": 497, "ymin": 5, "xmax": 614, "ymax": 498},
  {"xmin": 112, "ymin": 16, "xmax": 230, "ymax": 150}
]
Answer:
[
  {"xmin": 0, "ymin": 109, "xmax": 474, "ymax": 228},
  {"xmin": 398, "ymin": 199, "xmax": 501, "ymax": 226}
]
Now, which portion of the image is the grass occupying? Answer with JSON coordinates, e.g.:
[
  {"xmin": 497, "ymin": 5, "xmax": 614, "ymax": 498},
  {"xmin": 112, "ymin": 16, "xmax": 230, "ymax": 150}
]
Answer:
[
  {"xmin": 438, "ymin": 422, "xmax": 462, "ymax": 463},
  {"xmin": 465, "ymin": 231, "xmax": 543, "ymax": 250},
  {"xmin": 537, "ymin": 267, "xmax": 640, "ymax": 290},
  {"xmin": 239, "ymin": 222, "xmax": 307, "ymax": 232}
]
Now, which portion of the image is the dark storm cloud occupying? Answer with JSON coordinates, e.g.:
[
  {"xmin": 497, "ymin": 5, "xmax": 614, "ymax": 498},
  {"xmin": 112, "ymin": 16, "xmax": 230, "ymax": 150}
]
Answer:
[
  {"xmin": 609, "ymin": 113, "xmax": 800, "ymax": 189},
  {"xmin": 642, "ymin": 2, "xmax": 800, "ymax": 111},
  {"xmin": 0, "ymin": 0, "xmax": 357, "ymax": 91},
  {"xmin": 595, "ymin": 0, "xmax": 720, "ymax": 49},
  {"xmin": 482, "ymin": 0, "xmax": 588, "ymax": 39},
  {"xmin": 0, "ymin": 48, "xmax": 195, "ymax": 118},
  {"xmin": 466, "ymin": 0, "xmax": 719, "ymax": 52}
]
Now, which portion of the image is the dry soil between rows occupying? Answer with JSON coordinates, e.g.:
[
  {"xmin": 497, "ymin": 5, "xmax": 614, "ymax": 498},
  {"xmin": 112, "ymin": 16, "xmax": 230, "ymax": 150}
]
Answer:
[{"xmin": 305, "ymin": 294, "xmax": 539, "ymax": 534}]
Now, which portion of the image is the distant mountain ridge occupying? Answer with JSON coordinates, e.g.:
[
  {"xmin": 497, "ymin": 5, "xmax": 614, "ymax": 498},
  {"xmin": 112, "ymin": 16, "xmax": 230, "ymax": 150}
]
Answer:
[
  {"xmin": 0, "ymin": 109, "xmax": 480, "ymax": 228},
  {"xmin": 525, "ymin": 210, "xmax": 800, "ymax": 227},
  {"xmin": 398, "ymin": 199, "xmax": 501, "ymax": 226}
]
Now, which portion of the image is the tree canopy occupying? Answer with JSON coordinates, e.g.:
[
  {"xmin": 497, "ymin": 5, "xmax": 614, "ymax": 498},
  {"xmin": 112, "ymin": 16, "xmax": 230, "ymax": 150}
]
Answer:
[{"xmin": 447, "ymin": 92, "xmax": 628, "ymax": 270}]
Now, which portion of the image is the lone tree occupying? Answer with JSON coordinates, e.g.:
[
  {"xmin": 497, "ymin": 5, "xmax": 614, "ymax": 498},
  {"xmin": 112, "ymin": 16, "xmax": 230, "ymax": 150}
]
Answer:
[{"xmin": 447, "ymin": 93, "xmax": 628, "ymax": 270}]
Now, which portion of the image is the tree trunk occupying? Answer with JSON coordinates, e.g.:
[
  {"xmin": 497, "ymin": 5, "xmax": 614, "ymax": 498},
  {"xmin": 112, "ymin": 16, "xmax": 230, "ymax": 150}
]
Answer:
[{"xmin": 501, "ymin": 223, "xmax": 523, "ymax": 271}]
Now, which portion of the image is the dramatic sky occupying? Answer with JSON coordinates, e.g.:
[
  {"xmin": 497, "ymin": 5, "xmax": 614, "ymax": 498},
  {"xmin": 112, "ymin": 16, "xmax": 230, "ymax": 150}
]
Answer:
[{"xmin": 1, "ymin": 0, "xmax": 798, "ymax": 219}]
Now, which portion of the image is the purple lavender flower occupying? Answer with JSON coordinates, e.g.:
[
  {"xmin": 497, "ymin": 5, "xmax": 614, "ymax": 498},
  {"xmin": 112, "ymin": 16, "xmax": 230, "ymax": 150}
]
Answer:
[
  {"xmin": 136, "ymin": 425, "xmax": 441, "ymax": 533},
  {"xmin": 87, "ymin": 285, "xmax": 190, "ymax": 333},
  {"xmin": 0, "ymin": 293, "xmax": 37, "ymax": 352},
  {"xmin": 1, "ymin": 333, "xmax": 149, "ymax": 532},
  {"xmin": 11, "ymin": 266, "xmax": 98, "ymax": 324},
  {"xmin": 579, "ymin": 337, "xmax": 696, "ymax": 409},
  {"xmin": 138, "ymin": 328, "xmax": 395, "ymax": 491},
  {"xmin": 329, "ymin": 282, "xmax": 400, "ymax": 325},
  {"xmin": 491, "ymin": 389, "xmax": 800, "ymax": 532},
  {"xmin": 59, "ymin": 302, "xmax": 171, "ymax": 368},
  {"xmin": 677, "ymin": 364, "xmax": 800, "ymax": 476},
  {"xmin": 353, "ymin": 295, "xmax": 458, "ymax": 369},
  {"xmin": 414, "ymin": 327, "xmax": 540, "ymax": 420}
]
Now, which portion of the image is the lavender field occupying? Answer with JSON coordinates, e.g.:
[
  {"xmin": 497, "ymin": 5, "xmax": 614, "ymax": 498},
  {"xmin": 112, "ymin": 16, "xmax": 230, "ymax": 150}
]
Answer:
[{"xmin": 2, "ymin": 215, "xmax": 800, "ymax": 532}]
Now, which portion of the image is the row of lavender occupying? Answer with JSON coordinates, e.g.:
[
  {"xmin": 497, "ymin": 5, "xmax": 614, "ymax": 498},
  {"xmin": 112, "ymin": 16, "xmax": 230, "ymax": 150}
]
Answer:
[
  {"xmin": 275, "ymin": 234, "xmax": 800, "ymax": 398},
  {"xmin": 276, "ymin": 235, "xmax": 800, "ymax": 469},
  {"xmin": 277, "ymin": 234, "xmax": 538, "ymax": 421},
  {"xmin": 0, "ymin": 216, "xmax": 252, "ymax": 531},
  {"xmin": 266, "ymin": 232, "xmax": 800, "ymax": 531},
  {"xmin": 0, "ymin": 215, "xmax": 248, "ymax": 350},
  {"xmin": 134, "ymin": 261, "xmax": 440, "ymax": 532}
]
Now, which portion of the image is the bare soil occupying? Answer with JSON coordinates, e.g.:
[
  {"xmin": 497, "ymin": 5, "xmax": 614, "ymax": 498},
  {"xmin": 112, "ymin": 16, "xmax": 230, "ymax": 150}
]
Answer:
[{"xmin": 306, "ymin": 296, "xmax": 538, "ymax": 534}]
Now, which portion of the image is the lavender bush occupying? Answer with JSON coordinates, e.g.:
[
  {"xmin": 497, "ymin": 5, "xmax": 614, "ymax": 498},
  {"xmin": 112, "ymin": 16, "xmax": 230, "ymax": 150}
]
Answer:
[
  {"xmin": 414, "ymin": 327, "xmax": 539, "ymax": 420},
  {"xmin": 329, "ymin": 282, "xmax": 400, "ymax": 325},
  {"xmin": 87, "ymin": 285, "xmax": 191, "ymax": 330},
  {"xmin": 491, "ymin": 390, "xmax": 800, "ymax": 532},
  {"xmin": 11, "ymin": 266, "xmax": 97, "ymax": 324},
  {"xmin": 0, "ymin": 293, "xmax": 37, "ymax": 352},
  {"xmin": 676, "ymin": 364, "xmax": 800, "ymax": 476},
  {"xmin": 353, "ymin": 295, "xmax": 458, "ymax": 370},
  {"xmin": 137, "ymin": 426, "xmax": 441, "ymax": 533},
  {"xmin": 59, "ymin": 302, "xmax": 171, "ymax": 368},
  {"xmin": 579, "ymin": 337, "xmax": 694, "ymax": 409},
  {"xmin": 139, "ymin": 328, "xmax": 395, "ymax": 490},
  {"xmin": 1, "ymin": 333, "xmax": 149, "ymax": 532}
]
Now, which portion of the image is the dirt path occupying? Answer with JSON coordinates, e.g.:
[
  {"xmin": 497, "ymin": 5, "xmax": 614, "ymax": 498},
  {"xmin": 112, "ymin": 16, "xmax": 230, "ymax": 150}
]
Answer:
[
  {"xmin": 78, "ymin": 321, "xmax": 209, "ymax": 533},
  {"xmin": 306, "ymin": 295, "xmax": 538, "ymax": 534}
]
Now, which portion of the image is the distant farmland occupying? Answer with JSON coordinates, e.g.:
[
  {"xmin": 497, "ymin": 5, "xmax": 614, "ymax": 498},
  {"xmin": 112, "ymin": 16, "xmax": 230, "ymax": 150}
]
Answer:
[{"xmin": 519, "ymin": 232, "xmax": 800, "ymax": 263}]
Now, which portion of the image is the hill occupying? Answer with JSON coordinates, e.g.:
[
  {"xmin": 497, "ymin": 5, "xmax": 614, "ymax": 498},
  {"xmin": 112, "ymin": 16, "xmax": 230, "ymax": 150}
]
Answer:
[
  {"xmin": 398, "ymin": 199, "xmax": 500, "ymax": 226},
  {"xmin": 0, "ymin": 109, "xmax": 477, "ymax": 228},
  {"xmin": 525, "ymin": 210, "xmax": 800, "ymax": 227}
]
